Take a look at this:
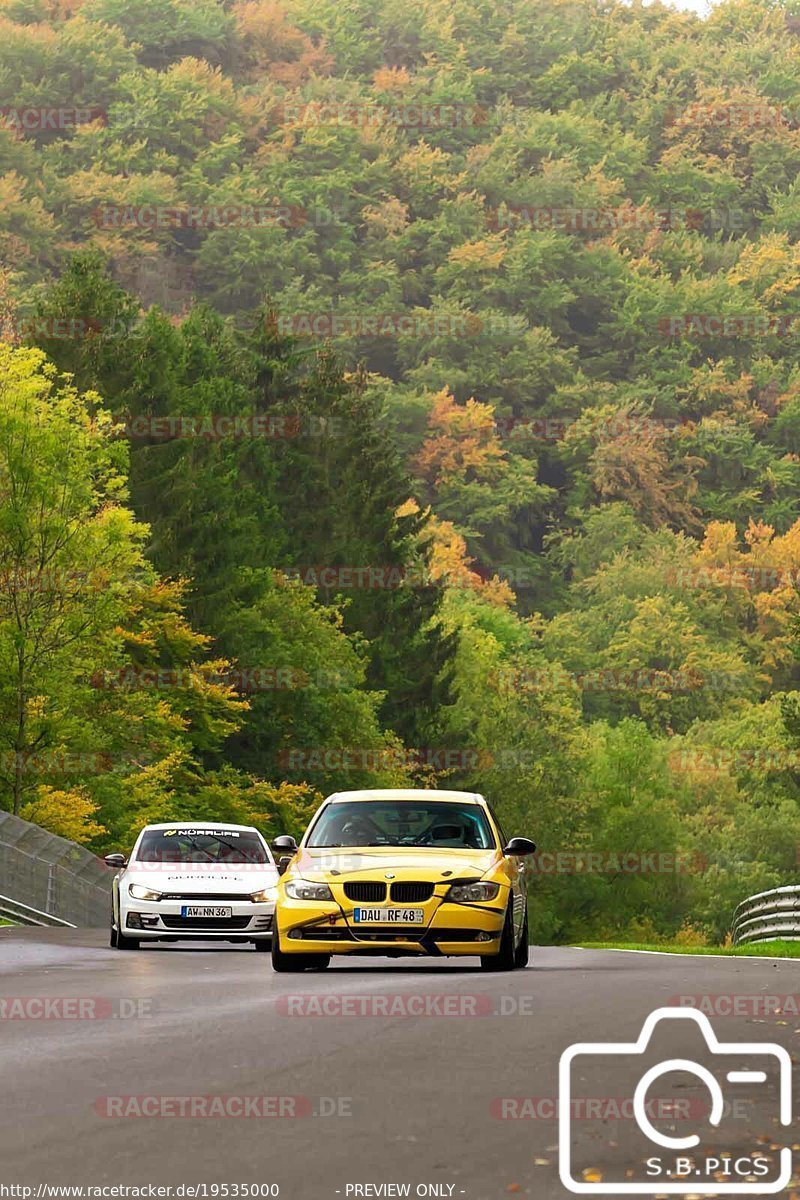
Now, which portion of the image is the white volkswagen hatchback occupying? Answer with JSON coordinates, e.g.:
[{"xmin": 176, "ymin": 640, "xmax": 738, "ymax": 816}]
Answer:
[{"xmin": 106, "ymin": 822, "xmax": 279, "ymax": 951}]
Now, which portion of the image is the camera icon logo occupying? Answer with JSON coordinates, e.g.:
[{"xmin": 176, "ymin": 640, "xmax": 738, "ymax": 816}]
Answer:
[{"xmin": 559, "ymin": 1007, "xmax": 792, "ymax": 1194}]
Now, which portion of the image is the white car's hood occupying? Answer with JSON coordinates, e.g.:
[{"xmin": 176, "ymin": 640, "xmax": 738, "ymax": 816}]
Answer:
[{"xmin": 125, "ymin": 866, "xmax": 278, "ymax": 893}]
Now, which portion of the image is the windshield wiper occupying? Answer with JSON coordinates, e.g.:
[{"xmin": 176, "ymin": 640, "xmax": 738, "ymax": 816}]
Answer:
[
  {"xmin": 210, "ymin": 835, "xmax": 260, "ymax": 861},
  {"xmin": 211, "ymin": 836, "xmax": 239, "ymax": 852},
  {"xmin": 183, "ymin": 836, "xmax": 216, "ymax": 861}
]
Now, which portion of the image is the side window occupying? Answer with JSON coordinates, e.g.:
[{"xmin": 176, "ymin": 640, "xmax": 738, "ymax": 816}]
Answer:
[{"xmin": 488, "ymin": 807, "xmax": 509, "ymax": 849}]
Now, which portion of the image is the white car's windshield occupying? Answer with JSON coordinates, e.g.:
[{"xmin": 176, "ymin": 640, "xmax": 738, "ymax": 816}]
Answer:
[
  {"xmin": 135, "ymin": 828, "xmax": 268, "ymax": 864},
  {"xmin": 306, "ymin": 801, "xmax": 495, "ymax": 850}
]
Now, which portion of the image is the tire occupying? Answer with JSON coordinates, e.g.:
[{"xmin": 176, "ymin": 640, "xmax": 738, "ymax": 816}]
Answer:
[
  {"xmin": 271, "ymin": 927, "xmax": 329, "ymax": 972},
  {"xmin": 253, "ymin": 939, "xmax": 272, "ymax": 952},
  {"xmin": 116, "ymin": 929, "xmax": 140, "ymax": 951},
  {"xmin": 514, "ymin": 907, "xmax": 529, "ymax": 969},
  {"xmin": 109, "ymin": 923, "xmax": 118, "ymax": 948},
  {"xmin": 480, "ymin": 901, "xmax": 516, "ymax": 972}
]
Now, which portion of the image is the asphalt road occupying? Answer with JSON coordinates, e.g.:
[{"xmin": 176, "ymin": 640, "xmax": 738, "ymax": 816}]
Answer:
[{"xmin": 1, "ymin": 929, "xmax": 798, "ymax": 1198}]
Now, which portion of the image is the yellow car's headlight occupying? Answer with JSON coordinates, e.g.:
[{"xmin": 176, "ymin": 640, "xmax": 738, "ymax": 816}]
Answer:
[
  {"xmin": 446, "ymin": 881, "xmax": 500, "ymax": 903},
  {"xmin": 129, "ymin": 884, "xmax": 162, "ymax": 901},
  {"xmin": 285, "ymin": 879, "xmax": 334, "ymax": 901}
]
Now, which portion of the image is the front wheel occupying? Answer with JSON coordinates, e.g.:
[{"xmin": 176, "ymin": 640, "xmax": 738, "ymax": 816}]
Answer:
[
  {"xmin": 271, "ymin": 927, "xmax": 329, "ymax": 972},
  {"xmin": 480, "ymin": 902, "xmax": 516, "ymax": 972},
  {"xmin": 253, "ymin": 939, "xmax": 272, "ymax": 952},
  {"xmin": 109, "ymin": 920, "xmax": 118, "ymax": 949},
  {"xmin": 116, "ymin": 929, "xmax": 140, "ymax": 951}
]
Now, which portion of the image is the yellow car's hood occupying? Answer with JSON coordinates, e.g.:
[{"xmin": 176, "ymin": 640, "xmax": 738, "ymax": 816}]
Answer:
[{"xmin": 292, "ymin": 845, "xmax": 499, "ymax": 881}]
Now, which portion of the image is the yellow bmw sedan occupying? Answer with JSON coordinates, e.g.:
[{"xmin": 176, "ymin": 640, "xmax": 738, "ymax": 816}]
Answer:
[{"xmin": 270, "ymin": 788, "xmax": 536, "ymax": 972}]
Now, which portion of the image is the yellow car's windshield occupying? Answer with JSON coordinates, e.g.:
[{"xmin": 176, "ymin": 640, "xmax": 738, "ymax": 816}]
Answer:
[{"xmin": 306, "ymin": 801, "xmax": 496, "ymax": 850}]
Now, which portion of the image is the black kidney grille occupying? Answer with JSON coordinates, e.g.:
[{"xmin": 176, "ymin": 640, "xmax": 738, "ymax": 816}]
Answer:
[
  {"xmin": 390, "ymin": 881, "xmax": 434, "ymax": 903},
  {"xmin": 343, "ymin": 881, "xmax": 387, "ymax": 902}
]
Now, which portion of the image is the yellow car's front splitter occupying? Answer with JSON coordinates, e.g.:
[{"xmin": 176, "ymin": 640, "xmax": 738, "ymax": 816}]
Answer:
[{"xmin": 276, "ymin": 899, "xmax": 505, "ymax": 956}]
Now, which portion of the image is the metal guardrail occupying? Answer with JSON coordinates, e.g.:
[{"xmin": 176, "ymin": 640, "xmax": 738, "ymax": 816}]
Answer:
[
  {"xmin": 0, "ymin": 810, "xmax": 112, "ymax": 927},
  {"xmin": 0, "ymin": 894, "xmax": 75, "ymax": 927},
  {"xmin": 732, "ymin": 885, "xmax": 800, "ymax": 945}
]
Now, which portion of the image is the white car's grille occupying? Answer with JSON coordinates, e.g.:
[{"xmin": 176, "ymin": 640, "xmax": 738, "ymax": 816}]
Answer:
[{"xmin": 160, "ymin": 915, "xmax": 256, "ymax": 930}]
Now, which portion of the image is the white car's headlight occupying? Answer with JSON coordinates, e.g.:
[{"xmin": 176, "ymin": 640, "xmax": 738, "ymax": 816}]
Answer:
[
  {"xmin": 129, "ymin": 884, "xmax": 162, "ymax": 901},
  {"xmin": 446, "ymin": 881, "xmax": 500, "ymax": 903},
  {"xmin": 284, "ymin": 879, "xmax": 334, "ymax": 902},
  {"xmin": 250, "ymin": 887, "xmax": 277, "ymax": 903}
]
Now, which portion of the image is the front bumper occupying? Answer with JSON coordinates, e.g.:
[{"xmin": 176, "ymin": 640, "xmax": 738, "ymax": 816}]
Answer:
[
  {"xmin": 275, "ymin": 894, "xmax": 505, "ymax": 956},
  {"xmin": 120, "ymin": 898, "xmax": 274, "ymax": 940}
]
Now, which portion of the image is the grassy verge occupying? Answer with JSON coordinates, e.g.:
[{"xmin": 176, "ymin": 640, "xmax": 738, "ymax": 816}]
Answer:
[{"xmin": 574, "ymin": 941, "xmax": 800, "ymax": 958}]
